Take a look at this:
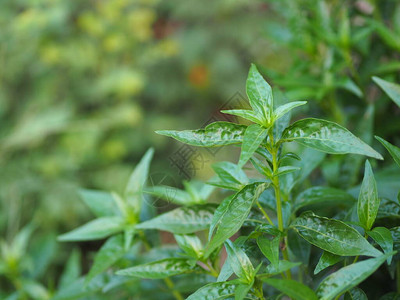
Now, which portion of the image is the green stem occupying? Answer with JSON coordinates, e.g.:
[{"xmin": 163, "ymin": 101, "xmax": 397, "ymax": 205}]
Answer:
[{"xmin": 256, "ymin": 200, "xmax": 274, "ymax": 226}]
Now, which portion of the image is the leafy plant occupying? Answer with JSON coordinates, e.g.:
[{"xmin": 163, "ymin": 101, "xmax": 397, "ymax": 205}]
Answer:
[{"xmin": 55, "ymin": 65, "xmax": 400, "ymax": 299}]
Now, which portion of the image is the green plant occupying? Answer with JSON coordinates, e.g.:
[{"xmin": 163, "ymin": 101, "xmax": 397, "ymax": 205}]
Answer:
[{"xmin": 55, "ymin": 65, "xmax": 400, "ymax": 299}]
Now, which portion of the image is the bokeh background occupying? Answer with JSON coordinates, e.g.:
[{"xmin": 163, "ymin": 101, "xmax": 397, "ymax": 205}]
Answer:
[{"xmin": 1, "ymin": 0, "xmax": 400, "ymax": 298}]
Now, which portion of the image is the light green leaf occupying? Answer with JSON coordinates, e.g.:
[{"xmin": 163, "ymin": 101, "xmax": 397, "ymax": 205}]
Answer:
[
  {"xmin": 238, "ymin": 124, "xmax": 268, "ymax": 167},
  {"xmin": 136, "ymin": 204, "xmax": 215, "ymax": 234},
  {"xmin": 246, "ymin": 64, "xmax": 273, "ymax": 123},
  {"xmin": 187, "ymin": 281, "xmax": 238, "ymax": 300},
  {"xmin": 317, "ymin": 252, "xmax": 393, "ymax": 300},
  {"xmin": 116, "ymin": 258, "xmax": 200, "ymax": 279},
  {"xmin": 368, "ymin": 227, "xmax": 393, "ymax": 264},
  {"xmin": 156, "ymin": 122, "xmax": 246, "ymax": 147},
  {"xmin": 205, "ymin": 183, "xmax": 267, "ymax": 257},
  {"xmin": 174, "ymin": 234, "xmax": 203, "ymax": 259},
  {"xmin": 373, "ymin": 76, "xmax": 400, "ymax": 108},
  {"xmin": 257, "ymin": 235, "xmax": 280, "ymax": 267},
  {"xmin": 210, "ymin": 161, "xmax": 248, "ymax": 190},
  {"xmin": 274, "ymin": 166, "xmax": 300, "ymax": 177},
  {"xmin": 144, "ymin": 186, "xmax": 194, "ymax": 206},
  {"xmin": 58, "ymin": 249, "xmax": 81, "ymax": 289},
  {"xmin": 79, "ymin": 189, "xmax": 120, "ymax": 217},
  {"xmin": 225, "ymin": 240, "xmax": 254, "ymax": 283},
  {"xmin": 376, "ymin": 136, "xmax": 400, "ymax": 168},
  {"xmin": 125, "ymin": 148, "xmax": 154, "ymax": 213},
  {"xmin": 291, "ymin": 212, "xmax": 382, "ymax": 257},
  {"xmin": 344, "ymin": 288, "xmax": 367, "ymax": 300},
  {"xmin": 262, "ymin": 278, "xmax": 318, "ymax": 300},
  {"xmin": 314, "ymin": 251, "xmax": 342, "ymax": 275},
  {"xmin": 261, "ymin": 260, "xmax": 301, "ymax": 276},
  {"xmin": 294, "ymin": 186, "xmax": 355, "ymax": 212},
  {"xmin": 86, "ymin": 235, "xmax": 125, "ymax": 284},
  {"xmin": 282, "ymin": 118, "xmax": 383, "ymax": 160},
  {"xmin": 58, "ymin": 217, "xmax": 125, "ymax": 241},
  {"xmin": 235, "ymin": 284, "xmax": 252, "ymax": 300},
  {"xmin": 273, "ymin": 101, "xmax": 307, "ymax": 121},
  {"xmin": 221, "ymin": 109, "xmax": 262, "ymax": 124},
  {"xmin": 357, "ymin": 160, "xmax": 380, "ymax": 230}
]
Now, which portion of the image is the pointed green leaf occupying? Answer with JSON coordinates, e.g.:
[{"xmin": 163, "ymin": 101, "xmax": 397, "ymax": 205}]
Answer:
[
  {"xmin": 174, "ymin": 234, "xmax": 203, "ymax": 259},
  {"xmin": 344, "ymin": 288, "xmax": 367, "ymax": 300},
  {"xmin": 205, "ymin": 183, "xmax": 268, "ymax": 257},
  {"xmin": 373, "ymin": 76, "xmax": 400, "ymax": 108},
  {"xmin": 294, "ymin": 186, "xmax": 356, "ymax": 212},
  {"xmin": 58, "ymin": 249, "xmax": 81, "ymax": 289},
  {"xmin": 156, "ymin": 122, "xmax": 247, "ymax": 147},
  {"xmin": 287, "ymin": 228, "xmax": 311, "ymax": 265},
  {"xmin": 282, "ymin": 118, "xmax": 383, "ymax": 159},
  {"xmin": 125, "ymin": 148, "xmax": 154, "ymax": 213},
  {"xmin": 225, "ymin": 239, "xmax": 254, "ymax": 283},
  {"xmin": 221, "ymin": 109, "xmax": 262, "ymax": 124},
  {"xmin": 58, "ymin": 217, "xmax": 125, "ymax": 241},
  {"xmin": 262, "ymin": 278, "xmax": 318, "ymax": 300},
  {"xmin": 314, "ymin": 251, "xmax": 342, "ymax": 275},
  {"xmin": 376, "ymin": 136, "xmax": 400, "ymax": 168},
  {"xmin": 136, "ymin": 204, "xmax": 215, "ymax": 234},
  {"xmin": 274, "ymin": 101, "xmax": 307, "ymax": 121},
  {"xmin": 144, "ymin": 186, "xmax": 194, "ymax": 206},
  {"xmin": 257, "ymin": 235, "xmax": 280, "ymax": 267},
  {"xmin": 260, "ymin": 260, "xmax": 301, "ymax": 276},
  {"xmin": 291, "ymin": 212, "xmax": 382, "ymax": 257},
  {"xmin": 79, "ymin": 189, "xmax": 120, "ymax": 217},
  {"xmin": 238, "ymin": 124, "xmax": 268, "ymax": 167},
  {"xmin": 246, "ymin": 64, "xmax": 273, "ymax": 123},
  {"xmin": 358, "ymin": 160, "xmax": 380, "ymax": 230},
  {"xmin": 116, "ymin": 258, "xmax": 200, "ymax": 279},
  {"xmin": 210, "ymin": 161, "xmax": 249, "ymax": 190},
  {"xmin": 317, "ymin": 253, "xmax": 393, "ymax": 300},
  {"xmin": 187, "ymin": 281, "xmax": 238, "ymax": 300},
  {"xmin": 235, "ymin": 284, "xmax": 252, "ymax": 300},
  {"xmin": 274, "ymin": 166, "xmax": 300, "ymax": 177},
  {"xmin": 368, "ymin": 227, "xmax": 393, "ymax": 264}
]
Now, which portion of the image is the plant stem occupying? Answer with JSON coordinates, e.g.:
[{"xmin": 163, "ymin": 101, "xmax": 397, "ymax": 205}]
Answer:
[
  {"xmin": 397, "ymin": 261, "xmax": 400, "ymax": 293},
  {"xmin": 256, "ymin": 200, "xmax": 274, "ymax": 226}
]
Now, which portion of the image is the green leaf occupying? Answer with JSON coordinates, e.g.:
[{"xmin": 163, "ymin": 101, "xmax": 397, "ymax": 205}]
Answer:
[
  {"xmin": 261, "ymin": 260, "xmax": 301, "ymax": 276},
  {"xmin": 86, "ymin": 235, "xmax": 125, "ymax": 284},
  {"xmin": 124, "ymin": 148, "xmax": 154, "ymax": 213},
  {"xmin": 273, "ymin": 101, "xmax": 307, "ymax": 121},
  {"xmin": 174, "ymin": 234, "xmax": 203, "ymax": 259},
  {"xmin": 246, "ymin": 64, "xmax": 273, "ymax": 123},
  {"xmin": 156, "ymin": 122, "xmax": 247, "ymax": 147},
  {"xmin": 144, "ymin": 186, "xmax": 194, "ymax": 206},
  {"xmin": 314, "ymin": 251, "xmax": 342, "ymax": 275},
  {"xmin": 221, "ymin": 109, "xmax": 262, "ymax": 124},
  {"xmin": 187, "ymin": 281, "xmax": 238, "ymax": 300},
  {"xmin": 205, "ymin": 182, "xmax": 267, "ymax": 257},
  {"xmin": 116, "ymin": 258, "xmax": 199, "ymax": 279},
  {"xmin": 210, "ymin": 161, "xmax": 248, "ymax": 190},
  {"xmin": 257, "ymin": 235, "xmax": 280, "ymax": 267},
  {"xmin": 225, "ymin": 239, "xmax": 254, "ymax": 283},
  {"xmin": 274, "ymin": 166, "xmax": 300, "ymax": 177},
  {"xmin": 294, "ymin": 186, "xmax": 355, "ymax": 212},
  {"xmin": 58, "ymin": 217, "xmax": 125, "ymax": 241},
  {"xmin": 316, "ymin": 252, "xmax": 393, "ymax": 300},
  {"xmin": 291, "ymin": 212, "xmax": 381, "ymax": 257},
  {"xmin": 238, "ymin": 124, "xmax": 268, "ymax": 167},
  {"xmin": 262, "ymin": 278, "xmax": 318, "ymax": 300},
  {"xmin": 287, "ymin": 228, "xmax": 311, "ymax": 265},
  {"xmin": 357, "ymin": 160, "xmax": 380, "ymax": 230},
  {"xmin": 344, "ymin": 288, "xmax": 367, "ymax": 300},
  {"xmin": 376, "ymin": 136, "xmax": 400, "ymax": 168},
  {"xmin": 373, "ymin": 76, "xmax": 400, "ymax": 108},
  {"xmin": 58, "ymin": 249, "xmax": 81, "ymax": 289},
  {"xmin": 136, "ymin": 204, "xmax": 215, "ymax": 234},
  {"xmin": 282, "ymin": 118, "xmax": 383, "ymax": 160},
  {"xmin": 79, "ymin": 189, "xmax": 120, "ymax": 217},
  {"xmin": 368, "ymin": 227, "xmax": 393, "ymax": 264},
  {"xmin": 235, "ymin": 284, "xmax": 252, "ymax": 300}
]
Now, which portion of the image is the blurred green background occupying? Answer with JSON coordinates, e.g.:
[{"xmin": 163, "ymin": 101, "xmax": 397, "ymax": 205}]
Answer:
[{"xmin": 1, "ymin": 0, "xmax": 400, "ymax": 298}]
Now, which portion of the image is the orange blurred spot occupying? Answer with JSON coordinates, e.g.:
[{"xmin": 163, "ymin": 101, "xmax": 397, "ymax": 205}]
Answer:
[{"xmin": 188, "ymin": 64, "xmax": 209, "ymax": 89}]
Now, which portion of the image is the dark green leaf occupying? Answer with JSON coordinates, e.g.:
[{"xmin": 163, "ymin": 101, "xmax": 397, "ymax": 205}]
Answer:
[
  {"xmin": 287, "ymin": 229, "xmax": 311, "ymax": 265},
  {"xmin": 317, "ymin": 253, "xmax": 393, "ymax": 300},
  {"xmin": 376, "ymin": 136, "xmax": 400, "ymax": 168},
  {"xmin": 257, "ymin": 235, "xmax": 280, "ymax": 267},
  {"xmin": 282, "ymin": 118, "xmax": 383, "ymax": 159},
  {"xmin": 156, "ymin": 122, "xmax": 246, "ymax": 147},
  {"xmin": 368, "ymin": 227, "xmax": 393, "ymax": 264},
  {"xmin": 261, "ymin": 260, "xmax": 301, "ymax": 276},
  {"xmin": 116, "ymin": 258, "xmax": 199, "ymax": 279},
  {"xmin": 344, "ymin": 288, "xmax": 367, "ymax": 300},
  {"xmin": 314, "ymin": 251, "xmax": 342, "ymax": 275},
  {"xmin": 262, "ymin": 278, "xmax": 318, "ymax": 300},
  {"xmin": 58, "ymin": 249, "xmax": 81, "ymax": 289},
  {"xmin": 136, "ymin": 204, "xmax": 216, "ymax": 234},
  {"xmin": 373, "ymin": 76, "xmax": 400, "ymax": 108},
  {"xmin": 225, "ymin": 239, "xmax": 254, "ymax": 283},
  {"xmin": 291, "ymin": 212, "xmax": 381, "ymax": 257},
  {"xmin": 187, "ymin": 281, "xmax": 238, "ymax": 300},
  {"xmin": 357, "ymin": 160, "xmax": 380, "ymax": 230},
  {"xmin": 205, "ymin": 183, "xmax": 268, "ymax": 257},
  {"xmin": 238, "ymin": 124, "xmax": 268, "ymax": 167},
  {"xmin": 58, "ymin": 217, "xmax": 125, "ymax": 241}
]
